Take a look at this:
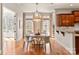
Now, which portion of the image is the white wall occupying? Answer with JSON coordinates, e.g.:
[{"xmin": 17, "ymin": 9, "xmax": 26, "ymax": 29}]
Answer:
[{"xmin": 16, "ymin": 11, "xmax": 23, "ymax": 40}]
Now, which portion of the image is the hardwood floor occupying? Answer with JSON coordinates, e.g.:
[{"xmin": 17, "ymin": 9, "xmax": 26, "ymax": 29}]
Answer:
[
  {"xmin": 3, "ymin": 37, "xmax": 71, "ymax": 55},
  {"xmin": 50, "ymin": 38, "xmax": 71, "ymax": 55},
  {"xmin": 3, "ymin": 38, "xmax": 15, "ymax": 55},
  {"xmin": 15, "ymin": 38, "xmax": 47, "ymax": 55},
  {"xmin": 15, "ymin": 37, "xmax": 71, "ymax": 55}
]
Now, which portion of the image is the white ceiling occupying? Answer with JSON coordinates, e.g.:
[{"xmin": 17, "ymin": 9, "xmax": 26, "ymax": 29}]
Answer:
[
  {"xmin": 16, "ymin": 3, "xmax": 79, "ymax": 12},
  {"xmin": 16, "ymin": 3, "xmax": 79, "ymax": 9},
  {"xmin": 3, "ymin": 3, "xmax": 79, "ymax": 12}
]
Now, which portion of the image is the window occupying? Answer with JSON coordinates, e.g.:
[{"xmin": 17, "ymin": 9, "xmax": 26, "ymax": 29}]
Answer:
[
  {"xmin": 24, "ymin": 20, "xmax": 33, "ymax": 36},
  {"xmin": 3, "ymin": 7, "xmax": 16, "ymax": 38},
  {"xmin": 42, "ymin": 20, "xmax": 50, "ymax": 36}
]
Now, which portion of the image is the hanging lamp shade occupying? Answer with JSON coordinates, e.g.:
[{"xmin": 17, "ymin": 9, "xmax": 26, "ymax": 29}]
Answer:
[{"xmin": 33, "ymin": 3, "xmax": 42, "ymax": 21}]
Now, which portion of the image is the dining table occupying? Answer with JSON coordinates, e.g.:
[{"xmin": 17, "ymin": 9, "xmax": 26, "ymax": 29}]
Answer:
[{"xmin": 25, "ymin": 35, "xmax": 51, "ymax": 53}]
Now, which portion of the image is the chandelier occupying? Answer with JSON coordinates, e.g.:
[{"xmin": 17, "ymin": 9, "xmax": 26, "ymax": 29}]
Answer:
[{"xmin": 33, "ymin": 3, "xmax": 42, "ymax": 21}]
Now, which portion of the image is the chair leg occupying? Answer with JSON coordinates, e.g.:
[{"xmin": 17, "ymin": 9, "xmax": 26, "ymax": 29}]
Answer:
[
  {"xmin": 27, "ymin": 42, "xmax": 29, "ymax": 51},
  {"xmin": 45, "ymin": 44, "xmax": 46, "ymax": 53}
]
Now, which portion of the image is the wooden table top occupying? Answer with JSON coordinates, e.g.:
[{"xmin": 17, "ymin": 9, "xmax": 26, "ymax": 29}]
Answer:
[{"xmin": 26, "ymin": 35, "xmax": 50, "ymax": 37}]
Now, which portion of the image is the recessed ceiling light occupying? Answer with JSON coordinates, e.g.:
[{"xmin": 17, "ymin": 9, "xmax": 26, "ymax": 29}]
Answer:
[{"xmin": 70, "ymin": 4, "xmax": 73, "ymax": 6}]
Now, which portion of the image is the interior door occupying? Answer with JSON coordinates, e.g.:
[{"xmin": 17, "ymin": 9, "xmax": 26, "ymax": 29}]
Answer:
[{"xmin": 75, "ymin": 36, "xmax": 79, "ymax": 54}]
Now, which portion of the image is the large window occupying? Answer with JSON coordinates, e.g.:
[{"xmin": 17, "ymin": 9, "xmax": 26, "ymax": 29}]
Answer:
[
  {"xmin": 24, "ymin": 20, "xmax": 33, "ymax": 36},
  {"xmin": 3, "ymin": 7, "xmax": 16, "ymax": 38}
]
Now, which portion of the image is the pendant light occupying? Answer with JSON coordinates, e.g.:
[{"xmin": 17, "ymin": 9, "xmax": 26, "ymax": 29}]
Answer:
[{"xmin": 33, "ymin": 3, "xmax": 42, "ymax": 21}]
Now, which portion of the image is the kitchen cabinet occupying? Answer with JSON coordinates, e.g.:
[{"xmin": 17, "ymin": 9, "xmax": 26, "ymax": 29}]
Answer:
[
  {"xmin": 75, "ymin": 17, "xmax": 79, "ymax": 23},
  {"xmin": 56, "ymin": 10, "xmax": 79, "ymax": 27},
  {"xmin": 57, "ymin": 14, "xmax": 74, "ymax": 26},
  {"xmin": 73, "ymin": 11, "xmax": 79, "ymax": 17},
  {"xmin": 68, "ymin": 15, "xmax": 74, "ymax": 26},
  {"xmin": 73, "ymin": 11, "xmax": 79, "ymax": 23}
]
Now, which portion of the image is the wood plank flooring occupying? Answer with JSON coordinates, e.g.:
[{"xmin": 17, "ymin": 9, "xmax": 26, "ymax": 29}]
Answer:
[
  {"xmin": 50, "ymin": 38, "xmax": 71, "ymax": 55},
  {"xmin": 3, "ymin": 37, "xmax": 71, "ymax": 55},
  {"xmin": 15, "ymin": 38, "xmax": 71, "ymax": 55}
]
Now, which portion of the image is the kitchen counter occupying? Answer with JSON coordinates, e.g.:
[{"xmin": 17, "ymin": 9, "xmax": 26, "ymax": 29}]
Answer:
[
  {"xmin": 75, "ymin": 31, "xmax": 79, "ymax": 36},
  {"xmin": 75, "ymin": 34, "xmax": 79, "ymax": 36},
  {"xmin": 56, "ymin": 27, "xmax": 74, "ymax": 33}
]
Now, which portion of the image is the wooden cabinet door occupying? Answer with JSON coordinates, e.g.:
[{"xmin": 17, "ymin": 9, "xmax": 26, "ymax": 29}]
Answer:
[
  {"xmin": 61, "ymin": 15, "xmax": 66, "ymax": 26},
  {"xmin": 61, "ymin": 15, "xmax": 74, "ymax": 26},
  {"xmin": 66, "ymin": 15, "xmax": 69, "ymax": 26},
  {"xmin": 75, "ymin": 17, "xmax": 79, "ymax": 23},
  {"xmin": 74, "ymin": 11, "xmax": 79, "ymax": 17},
  {"xmin": 73, "ymin": 11, "xmax": 79, "ymax": 23},
  {"xmin": 56, "ymin": 14, "xmax": 74, "ymax": 26},
  {"xmin": 65, "ymin": 15, "xmax": 74, "ymax": 26},
  {"xmin": 75, "ymin": 36, "xmax": 79, "ymax": 54},
  {"xmin": 69, "ymin": 15, "xmax": 74, "ymax": 26}
]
